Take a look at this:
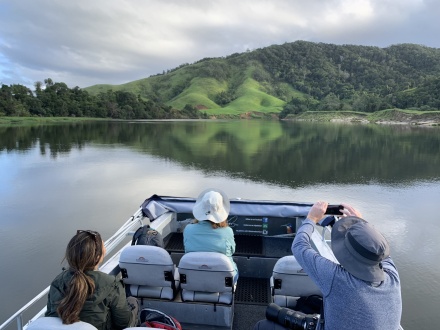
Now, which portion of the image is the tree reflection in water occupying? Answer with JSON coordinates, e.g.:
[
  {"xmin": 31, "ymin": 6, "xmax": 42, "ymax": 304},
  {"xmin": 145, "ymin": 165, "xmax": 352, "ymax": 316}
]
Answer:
[{"xmin": 1, "ymin": 120, "xmax": 439, "ymax": 187}]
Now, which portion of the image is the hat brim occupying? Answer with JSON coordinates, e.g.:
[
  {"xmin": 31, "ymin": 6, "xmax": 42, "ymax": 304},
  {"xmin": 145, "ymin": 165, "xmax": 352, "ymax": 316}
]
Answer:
[
  {"xmin": 192, "ymin": 188, "xmax": 230, "ymax": 223},
  {"xmin": 331, "ymin": 216, "xmax": 386, "ymax": 282}
]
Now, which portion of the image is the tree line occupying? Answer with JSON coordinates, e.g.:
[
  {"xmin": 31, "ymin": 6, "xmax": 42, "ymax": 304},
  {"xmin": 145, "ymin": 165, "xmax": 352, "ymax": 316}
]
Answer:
[
  {"xmin": 0, "ymin": 78, "xmax": 207, "ymax": 119},
  {"xmin": 248, "ymin": 41, "xmax": 440, "ymax": 117}
]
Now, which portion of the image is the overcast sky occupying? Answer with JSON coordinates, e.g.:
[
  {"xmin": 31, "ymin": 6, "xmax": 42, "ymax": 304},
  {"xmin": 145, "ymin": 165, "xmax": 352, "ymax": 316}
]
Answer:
[{"xmin": 1, "ymin": 0, "xmax": 439, "ymax": 89}]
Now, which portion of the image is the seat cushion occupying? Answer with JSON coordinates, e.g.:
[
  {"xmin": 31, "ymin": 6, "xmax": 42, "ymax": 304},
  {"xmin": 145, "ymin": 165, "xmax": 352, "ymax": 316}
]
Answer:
[
  {"xmin": 178, "ymin": 252, "xmax": 234, "ymax": 292},
  {"xmin": 119, "ymin": 245, "xmax": 176, "ymax": 287},
  {"xmin": 178, "ymin": 252, "xmax": 235, "ymax": 304},
  {"xmin": 119, "ymin": 245, "xmax": 179, "ymax": 300},
  {"xmin": 272, "ymin": 255, "xmax": 321, "ymax": 298}
]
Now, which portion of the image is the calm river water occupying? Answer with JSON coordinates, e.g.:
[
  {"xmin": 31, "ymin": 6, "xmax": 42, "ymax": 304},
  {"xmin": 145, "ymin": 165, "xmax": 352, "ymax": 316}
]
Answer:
[{"xmin": 1, "ymin": 120, "xmax": 439, "ymax": 329}]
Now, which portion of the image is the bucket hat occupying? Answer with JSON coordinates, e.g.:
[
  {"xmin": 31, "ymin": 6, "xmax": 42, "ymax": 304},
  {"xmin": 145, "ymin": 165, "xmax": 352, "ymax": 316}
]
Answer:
[
  {"xmin": 192, "ymin": 189, "xmax": 230, "ymax": 223},
  {"xmin": 331, "ymin": 216, "xmax": 390, "ymax": 282}
]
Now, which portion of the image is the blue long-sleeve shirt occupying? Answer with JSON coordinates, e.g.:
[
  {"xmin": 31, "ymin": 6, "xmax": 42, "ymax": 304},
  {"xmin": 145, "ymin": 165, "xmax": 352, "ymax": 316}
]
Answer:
[
  {"xmin": 183, "ymin": 220, "xmax": 238, "ymax": 274},
  {"xmin": 292, "ymin": 219, "xmax": 402, "ymax": 330}
]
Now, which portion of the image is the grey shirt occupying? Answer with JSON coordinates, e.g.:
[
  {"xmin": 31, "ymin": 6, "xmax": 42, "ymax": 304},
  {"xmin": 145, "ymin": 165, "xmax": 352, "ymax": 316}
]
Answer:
[{"xmin": 292, "ymin": 219, "xmax": 402, "ymax": 330}]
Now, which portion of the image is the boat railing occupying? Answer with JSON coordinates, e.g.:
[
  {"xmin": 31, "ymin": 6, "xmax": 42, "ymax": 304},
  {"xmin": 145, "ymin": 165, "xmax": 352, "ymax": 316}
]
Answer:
[{"xmin": 0, "ymin": 208, "xmax": 144, "ymax": 330}]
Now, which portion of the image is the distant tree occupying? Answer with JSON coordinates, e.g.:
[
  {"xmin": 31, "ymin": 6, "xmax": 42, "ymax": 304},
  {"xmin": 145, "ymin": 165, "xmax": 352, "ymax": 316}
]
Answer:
[
  {"xmin": 0, "ymin": 84, "xmax": 15, "ymax": 115},
  {"xmin": 215, "ymin": 90, "xmax": 235, "ymax": 106},
  {"xmin": 279, "ymin": 97, "xmax": 310, "ymax": 118},
  {"xmin": 182, "ymin": 104, "xmax": 199, "ymax": 118},
  {"xmin": 352, "ymin": 92, "xmax": 386, "ymax": 112},
  {"xmin": 34, "ymin": 81, "xmax": 43, "ymax": 94},
  {"xmin": 44, "ymin": 78, "xmax": 54, "ymax": 88},
  {"xmin": 319, "ymin": 93, "xmax": 341, "ymax": 111}
]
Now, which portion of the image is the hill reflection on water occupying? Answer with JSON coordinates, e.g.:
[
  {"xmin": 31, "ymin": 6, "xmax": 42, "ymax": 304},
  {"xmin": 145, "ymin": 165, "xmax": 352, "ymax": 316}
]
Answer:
[{"xmin": 1, "ymin": 120, "xmax": 439, "ymax": 187}]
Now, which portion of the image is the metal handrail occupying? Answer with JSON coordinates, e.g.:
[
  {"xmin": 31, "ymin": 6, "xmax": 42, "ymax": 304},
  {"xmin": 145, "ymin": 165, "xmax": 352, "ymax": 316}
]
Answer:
[{"xmin": 0, "ymin": 209, "xmax": 144, "ymax": 330}]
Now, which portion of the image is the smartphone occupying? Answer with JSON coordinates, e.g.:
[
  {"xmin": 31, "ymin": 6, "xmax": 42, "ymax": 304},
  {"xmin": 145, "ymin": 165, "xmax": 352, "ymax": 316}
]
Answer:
[{"xmin": 325, "ymin": 205, "xmax": 344, "ymax": 215}]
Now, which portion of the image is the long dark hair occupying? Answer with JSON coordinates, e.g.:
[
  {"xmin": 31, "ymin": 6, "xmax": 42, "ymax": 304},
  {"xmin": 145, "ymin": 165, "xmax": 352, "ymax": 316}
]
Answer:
[{"xmin": 57, "ymin": 230, "xmax": 104, "ymax": 324}]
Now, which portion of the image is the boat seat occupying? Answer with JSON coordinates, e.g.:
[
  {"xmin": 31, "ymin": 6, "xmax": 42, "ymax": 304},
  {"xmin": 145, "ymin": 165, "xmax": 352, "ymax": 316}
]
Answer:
[
  {"xmin": 271, "ymin": 255, "xmax": 322, "ymax": 309},
  {"xmin": 27, "ymin": 317, "xmax": 97, "ymax": 329},
  {"xmin": 178, "ymin": 252, "xmax": 235, "ymax": 304},
  {"xmin": 119, "ymin": 245, "xmax": 179, "ymax": 300}
]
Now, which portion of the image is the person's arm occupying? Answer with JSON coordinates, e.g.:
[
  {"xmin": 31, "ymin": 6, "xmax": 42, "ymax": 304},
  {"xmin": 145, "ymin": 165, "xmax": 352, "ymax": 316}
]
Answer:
[
  {"xmin": 292, "ymin": 201, "xmax": 339, "ymax": 296},
  {"xmin": 382, "ymin": 256, "xmax": 400, "ymax": 281},
  {"xmin": 183, "ymin": 224, "xmax": 192, "ymax": 253},
  {"xmin": 44, "ymin": 287, "xmax": 55, "ymax": 317},
  {"xmin": 109, "ymin": 280, "xmax": 134, "ymax": 329},
  {"xmin": 228, "ymin": 227, "xmax": 236, "ymax": 254}
]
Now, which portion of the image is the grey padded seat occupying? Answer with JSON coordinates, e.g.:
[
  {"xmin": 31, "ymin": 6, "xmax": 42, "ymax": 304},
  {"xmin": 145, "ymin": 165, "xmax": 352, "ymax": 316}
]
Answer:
[
  {"xmin": 178, "ymin": 252, "xmax": 235, "ymax": 304},
  {"xmin": 119, "ymin": 245, "xmax": 179, "ymax": 300},
  {"xmin": 271, "ymin": 255, "xmax": 322, "ymax": 309},
  {"xmin": 26, "ymin": 317, "xmax": 97, "ymax": 329}
]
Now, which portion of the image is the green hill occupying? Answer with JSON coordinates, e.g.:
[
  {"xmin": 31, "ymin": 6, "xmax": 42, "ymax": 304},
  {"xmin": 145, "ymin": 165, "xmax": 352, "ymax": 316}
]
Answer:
[{"xmin": 84, "ymin": 41, "xmax": 440, "ymax": 115}]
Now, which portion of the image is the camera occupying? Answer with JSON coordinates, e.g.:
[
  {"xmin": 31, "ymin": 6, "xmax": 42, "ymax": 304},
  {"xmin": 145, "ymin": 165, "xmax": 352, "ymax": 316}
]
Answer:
[
  {"xmin": 266, "ymin": 303, "xmax": 319, "ymax": 330},
  {"xmin": 325, "ymin": 205, "xmax": 344, "ymax": 215}
]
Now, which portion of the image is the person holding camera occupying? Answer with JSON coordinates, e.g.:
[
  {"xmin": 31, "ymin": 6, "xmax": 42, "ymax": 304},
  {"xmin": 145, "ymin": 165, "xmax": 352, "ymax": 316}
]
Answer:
[
  {"xmin": 293, "ymin": 201, "xmax": 402, "ymax": 329},
  {"xmin": 254, "ymin": 202, "xmax": 402, "ymax": 330}
]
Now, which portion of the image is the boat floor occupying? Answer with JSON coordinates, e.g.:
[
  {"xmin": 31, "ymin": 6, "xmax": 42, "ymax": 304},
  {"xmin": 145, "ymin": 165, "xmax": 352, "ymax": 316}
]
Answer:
[{"xmin": 233, "ymin": 277, "xmax": 270, "ymax": 330}]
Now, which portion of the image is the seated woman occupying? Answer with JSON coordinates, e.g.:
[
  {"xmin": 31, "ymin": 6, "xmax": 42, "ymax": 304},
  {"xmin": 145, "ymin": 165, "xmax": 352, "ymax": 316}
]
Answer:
[
  {"xmin": 45, "ymin": 230, "xmax": 139, "ymax": 329},
  {"xmin": 183, "ymin": 189, "xmax": 238, "ymax": 282}
]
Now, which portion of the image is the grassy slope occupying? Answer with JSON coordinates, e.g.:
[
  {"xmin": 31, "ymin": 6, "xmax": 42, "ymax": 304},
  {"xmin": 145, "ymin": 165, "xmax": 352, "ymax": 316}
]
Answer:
[
  {"xmin": 217, "ymin": 78, "xmax": 285, "ymax": 115},
  {"xmin": 169, "ymin": 77, "xmax": 224, "ymax": 110},
  {"xmin": 203, "ymin": 65, "xmax": 286, "ymax": 115},
  {"xmin": 84, "ymin": 84, "xmax": 119, "ymax": 94},
  {"xmin": 85, "ymin": 60, "xmax": 288, "ymax": 115}
]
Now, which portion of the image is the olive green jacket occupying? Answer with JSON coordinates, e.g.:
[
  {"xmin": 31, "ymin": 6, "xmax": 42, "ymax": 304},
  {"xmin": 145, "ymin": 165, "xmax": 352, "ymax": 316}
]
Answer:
[{"xmin": 45, "ymin": 270, "xmax": 134, "ymax": 330}]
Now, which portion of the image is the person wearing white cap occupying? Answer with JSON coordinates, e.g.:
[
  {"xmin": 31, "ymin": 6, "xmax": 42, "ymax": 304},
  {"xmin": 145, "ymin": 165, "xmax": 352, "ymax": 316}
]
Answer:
[
  {"xmin": 292, "ymin": 201, "xmax": 402, "ymax": 330},
  {"xmin": 183, "ymin": 189, "xmax": 238, "ymax": 281}
]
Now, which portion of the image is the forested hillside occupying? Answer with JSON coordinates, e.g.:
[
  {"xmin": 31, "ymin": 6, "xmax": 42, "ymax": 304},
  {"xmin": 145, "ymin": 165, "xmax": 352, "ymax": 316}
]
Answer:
[
  {"xmin": 85, "ymin": 41, "xmax": 440, "ymax": 117},
  {"xmin": 2, "ymin": 41, "xmax": 440, "ymax": 119}
]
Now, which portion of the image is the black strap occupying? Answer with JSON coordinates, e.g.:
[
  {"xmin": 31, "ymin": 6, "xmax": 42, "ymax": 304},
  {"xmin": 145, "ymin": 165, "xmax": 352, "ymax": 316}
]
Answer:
[
  {"xmin": 347, "ymin": 231, "xmax": 382, "ymax": 261},
  {"xmin": 320, "ymin": 299, "xmax": 325, "ymax": 325}
]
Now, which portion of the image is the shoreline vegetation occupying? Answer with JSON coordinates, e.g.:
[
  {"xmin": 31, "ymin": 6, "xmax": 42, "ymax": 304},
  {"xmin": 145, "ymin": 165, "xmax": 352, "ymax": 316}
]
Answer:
[
  {"xmin": 1, "ymin": 109, "xmax": 440, "ymax": 126},
  {"xmin": 287, "ymin": 109, "xmax": 440, "ymax": 126}
]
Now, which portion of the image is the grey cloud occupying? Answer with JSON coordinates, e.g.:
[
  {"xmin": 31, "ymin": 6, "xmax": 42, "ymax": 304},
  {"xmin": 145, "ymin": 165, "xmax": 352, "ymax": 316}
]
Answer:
[{"xmin": 0, "ymin": 0, "xmax": 439, "ymax": 88}]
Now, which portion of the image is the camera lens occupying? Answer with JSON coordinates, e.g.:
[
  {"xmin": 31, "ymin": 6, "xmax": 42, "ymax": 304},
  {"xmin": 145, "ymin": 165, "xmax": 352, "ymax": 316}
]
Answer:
[
  {"xmin": 266, "ymin": 303, "xmax": 305, "ymax": 329},
  {"xmin": 266, "ymin": 303, "xmax": 282, "ymax": 322}
]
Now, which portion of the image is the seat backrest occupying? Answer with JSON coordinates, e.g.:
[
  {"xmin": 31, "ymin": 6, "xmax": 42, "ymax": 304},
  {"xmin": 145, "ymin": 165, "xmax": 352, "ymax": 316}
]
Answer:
[
  {"xmin": 119, "ymin": 245, "xmax": 178, "ymax": 300},
  {"xmin": 27, "ymin": 317, "xmax": 97, "ymax": 329},
  {"xmin": 271, "ymin": 255, "xmax": 322, "ymax": 308},
  {"xmin": 178, "ymin": 252, "xmax": 235, "ymax": 304}
]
